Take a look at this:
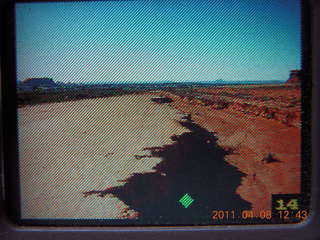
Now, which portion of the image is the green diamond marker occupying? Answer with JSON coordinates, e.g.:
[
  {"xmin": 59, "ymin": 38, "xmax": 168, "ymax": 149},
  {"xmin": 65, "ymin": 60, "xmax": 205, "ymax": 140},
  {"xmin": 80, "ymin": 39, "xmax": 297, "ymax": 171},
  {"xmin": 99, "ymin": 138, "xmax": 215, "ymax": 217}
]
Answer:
[{"xmin": 179, "ymin": 193, "xmax": 194, "ymax": 208}]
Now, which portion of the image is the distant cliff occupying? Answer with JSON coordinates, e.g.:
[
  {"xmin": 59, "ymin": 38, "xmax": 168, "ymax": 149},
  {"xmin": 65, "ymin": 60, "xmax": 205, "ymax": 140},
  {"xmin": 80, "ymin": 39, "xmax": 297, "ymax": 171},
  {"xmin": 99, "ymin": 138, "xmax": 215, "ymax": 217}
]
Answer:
[
  {"xmin": 286, "ymin": 70, "xmax": 301, "ymax": 84},
  {"xmin": 19, "ymin": 78, "xmax": 57, "ymax": 90}
]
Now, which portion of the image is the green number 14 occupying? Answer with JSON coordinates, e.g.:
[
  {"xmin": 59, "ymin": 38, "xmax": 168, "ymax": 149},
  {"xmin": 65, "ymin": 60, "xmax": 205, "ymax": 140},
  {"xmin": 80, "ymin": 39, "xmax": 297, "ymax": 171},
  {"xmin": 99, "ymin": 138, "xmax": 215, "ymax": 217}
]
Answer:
[{"xmin": 275, "ymin": 199, "xmax": 299, "ymax": 211}]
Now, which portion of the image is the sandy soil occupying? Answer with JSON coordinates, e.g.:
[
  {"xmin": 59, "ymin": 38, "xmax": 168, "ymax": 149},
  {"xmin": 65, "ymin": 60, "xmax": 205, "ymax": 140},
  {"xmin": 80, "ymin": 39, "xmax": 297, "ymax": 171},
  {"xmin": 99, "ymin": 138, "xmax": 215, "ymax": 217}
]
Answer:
[
  {"xmin": 18, "ymin": 94, "xmax": 189, "ymax": 219},
  {"xmin": 165, "ymin": 90, "xmax": 301, "ymax": 216},
  {"xmin": 18, "ymin": 88, "xmax": 301, "ymax": 220}
]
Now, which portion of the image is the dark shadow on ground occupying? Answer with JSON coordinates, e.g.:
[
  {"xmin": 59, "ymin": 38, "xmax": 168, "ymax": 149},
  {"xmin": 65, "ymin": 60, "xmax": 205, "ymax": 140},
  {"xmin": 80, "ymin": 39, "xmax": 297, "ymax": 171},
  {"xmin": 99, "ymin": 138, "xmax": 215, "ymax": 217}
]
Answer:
[
  {"xmin": 151, "ymin": 97, "xmax": 173, "ymax": 104},
  {"xmin": 83, "ymin": 120, "xmax": 251, "ymax": 223}
]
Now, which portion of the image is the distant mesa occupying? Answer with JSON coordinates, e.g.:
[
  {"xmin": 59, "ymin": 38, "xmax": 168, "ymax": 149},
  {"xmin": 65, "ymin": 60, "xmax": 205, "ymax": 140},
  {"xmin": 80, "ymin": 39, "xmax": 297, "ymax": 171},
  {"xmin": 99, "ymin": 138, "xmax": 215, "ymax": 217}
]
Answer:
[
  {"xmin": 286, "ymin": 70, "xmax": 301, "ymax": 84},
  {"xmin": 19, "ymin": 77, "xmax": 57, "ymax": 90}
]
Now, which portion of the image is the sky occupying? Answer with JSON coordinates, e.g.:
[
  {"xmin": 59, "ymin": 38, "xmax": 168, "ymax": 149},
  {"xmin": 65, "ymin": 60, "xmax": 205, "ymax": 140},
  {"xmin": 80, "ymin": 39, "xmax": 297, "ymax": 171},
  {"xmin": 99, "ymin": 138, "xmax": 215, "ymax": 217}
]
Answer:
[{"xmin": 15, "ymin": 0, "xmax": 301, "ymax": 84}]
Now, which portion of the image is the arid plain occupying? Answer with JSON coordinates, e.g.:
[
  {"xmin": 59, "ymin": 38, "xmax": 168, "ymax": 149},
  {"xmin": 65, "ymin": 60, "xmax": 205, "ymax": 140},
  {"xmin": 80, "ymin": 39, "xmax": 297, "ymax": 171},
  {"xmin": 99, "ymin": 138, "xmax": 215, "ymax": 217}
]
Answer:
[
  {"xmin": 19, "ymin": 94, "xmax": 190, "ymax": 219},
  {"xmin": 18, "ymin": 85, "xmax": 301, "ymax": 220}
]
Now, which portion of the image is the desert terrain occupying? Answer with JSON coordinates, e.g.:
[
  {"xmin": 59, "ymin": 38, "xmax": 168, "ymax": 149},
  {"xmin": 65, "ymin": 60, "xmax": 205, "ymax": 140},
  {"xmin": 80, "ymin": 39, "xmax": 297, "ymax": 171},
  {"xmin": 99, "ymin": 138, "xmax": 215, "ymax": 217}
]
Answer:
[
  {"xmin": 164, "ymin": 84, "xmax": 301, "ymax": 216},
  {"xmin": 18, "ymin": 94, "xmax": 190, "ymax": 219},
  {"xmin": 18, "ymin": 83, "xmax": 301, "ymax": 221}
]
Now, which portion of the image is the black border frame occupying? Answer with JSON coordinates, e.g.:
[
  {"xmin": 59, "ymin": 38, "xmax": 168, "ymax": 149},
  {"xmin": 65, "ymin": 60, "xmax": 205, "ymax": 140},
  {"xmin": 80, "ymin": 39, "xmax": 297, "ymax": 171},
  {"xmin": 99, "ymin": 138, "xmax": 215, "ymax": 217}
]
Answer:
[{"xmin": 0, "ymin": 0, "xmax": 319, "ymax": 238}]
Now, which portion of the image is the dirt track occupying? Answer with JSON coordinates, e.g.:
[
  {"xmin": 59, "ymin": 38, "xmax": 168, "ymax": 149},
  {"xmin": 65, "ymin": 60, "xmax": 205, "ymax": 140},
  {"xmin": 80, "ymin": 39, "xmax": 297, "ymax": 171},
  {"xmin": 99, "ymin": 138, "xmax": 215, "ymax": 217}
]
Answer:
[{"xmin": 18, "ymin": 94, "xmax": 189, "ymax": 219}]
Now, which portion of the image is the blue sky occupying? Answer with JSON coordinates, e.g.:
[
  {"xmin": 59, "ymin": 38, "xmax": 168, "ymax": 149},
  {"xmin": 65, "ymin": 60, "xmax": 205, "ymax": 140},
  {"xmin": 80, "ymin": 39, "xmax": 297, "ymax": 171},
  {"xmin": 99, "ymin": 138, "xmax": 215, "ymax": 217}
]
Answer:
[{"xmin": 15, "ymin": 0, "xmax": 301, "ymax": 84}]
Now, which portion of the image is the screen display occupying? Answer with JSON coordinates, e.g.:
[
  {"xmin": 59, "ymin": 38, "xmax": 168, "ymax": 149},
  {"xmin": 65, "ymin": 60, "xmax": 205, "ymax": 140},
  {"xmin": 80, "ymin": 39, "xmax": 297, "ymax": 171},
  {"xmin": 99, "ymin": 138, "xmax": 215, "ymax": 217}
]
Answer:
[{"xmin": 15, "ymin": 0, "xmax": 310, "ymax": 225}]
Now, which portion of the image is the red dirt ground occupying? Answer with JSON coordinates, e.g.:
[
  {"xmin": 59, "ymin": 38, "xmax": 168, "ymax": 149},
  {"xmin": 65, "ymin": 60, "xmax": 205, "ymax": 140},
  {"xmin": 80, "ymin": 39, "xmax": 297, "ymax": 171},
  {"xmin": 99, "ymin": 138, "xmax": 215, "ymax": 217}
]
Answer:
[{"xmin": 162, "ymin": 85, "xmax": 301, "ymax": 216}]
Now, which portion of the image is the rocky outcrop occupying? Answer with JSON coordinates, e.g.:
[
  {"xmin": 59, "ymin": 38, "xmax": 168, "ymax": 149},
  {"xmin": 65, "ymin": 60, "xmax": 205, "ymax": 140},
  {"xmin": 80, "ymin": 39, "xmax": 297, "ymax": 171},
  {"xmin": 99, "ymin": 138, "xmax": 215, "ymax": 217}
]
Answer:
[
  {"xmin": 229, "ymin": 102, "xmax": 300, "ymax": 127},
  {"xmin": 174, "ymin": 89, "xmax": 300, "ymax": 128},
  {"xmin": 287, "ymin": 70, "xmax": 301, "ymax": 84}
]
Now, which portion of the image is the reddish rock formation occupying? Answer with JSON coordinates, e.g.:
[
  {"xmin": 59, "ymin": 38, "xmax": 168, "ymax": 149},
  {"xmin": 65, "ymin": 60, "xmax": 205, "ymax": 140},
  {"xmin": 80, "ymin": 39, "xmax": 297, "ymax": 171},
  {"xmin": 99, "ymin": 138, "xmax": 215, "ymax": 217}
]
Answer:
[
  {"xmin": 170, "ymin": 86, "xmax": 301, "ymax": 128},
  {"xmin": 287, "ymin": 70, "xmax": 301, "ymax": 84},
  {"xmin": 162, "ymin": 86, "xmax": 301, "ymax": 217}
]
